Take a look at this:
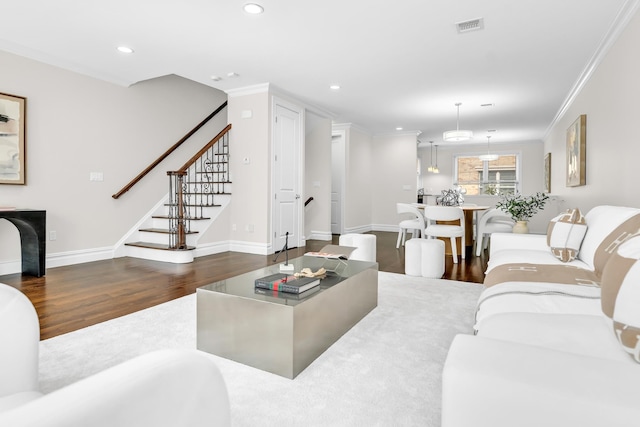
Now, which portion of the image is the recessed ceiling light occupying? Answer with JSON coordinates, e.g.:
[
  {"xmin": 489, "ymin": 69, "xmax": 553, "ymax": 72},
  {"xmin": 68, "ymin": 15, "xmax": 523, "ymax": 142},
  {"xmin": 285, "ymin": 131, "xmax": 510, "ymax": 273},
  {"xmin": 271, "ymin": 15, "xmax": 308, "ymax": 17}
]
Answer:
[
  {"xmin": 210, "ymin": 75, "xmax": 222, "ymax": 82},
  {"xmin": 243, "ymin": 3, "xmax": 264, "ymax": 14},
  {"xmin": 116, "ymin": 46, "xmax": 134, "ymax": 54},
  {"xmin": 227, "ymin": 72, "xmax": 239, "ymax": 78},
  {"xmin": 396, "ymin": 127, "xmax": 403, "ymax": 131},
  {"xmin": 330, "ymin": 85, "xmax": 341, "ymax": 90}
]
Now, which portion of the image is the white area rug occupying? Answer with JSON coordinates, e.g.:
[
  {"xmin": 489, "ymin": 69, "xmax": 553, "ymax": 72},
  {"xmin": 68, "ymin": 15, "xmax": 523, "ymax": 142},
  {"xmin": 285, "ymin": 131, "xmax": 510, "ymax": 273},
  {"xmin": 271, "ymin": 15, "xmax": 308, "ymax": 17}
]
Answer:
[{"xmin": 39, "ymin": 272, "xmax": 483, "ymax": 426}]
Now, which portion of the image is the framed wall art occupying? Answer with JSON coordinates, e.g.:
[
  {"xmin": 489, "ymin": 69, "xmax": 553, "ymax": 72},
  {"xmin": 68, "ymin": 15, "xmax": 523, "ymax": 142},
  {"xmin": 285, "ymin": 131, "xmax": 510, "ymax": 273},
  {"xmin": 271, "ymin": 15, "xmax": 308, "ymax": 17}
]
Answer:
[
  {"xmin": 566, "ymin": 114, "xmax": 586, "ymax": 187},
  {"xmin": 544, "ymin": 152, "xmax": 551, "ymax": 193},
  {"xmin": 0, "ymin": 92, "xmax": 26, "ymax": 185}
]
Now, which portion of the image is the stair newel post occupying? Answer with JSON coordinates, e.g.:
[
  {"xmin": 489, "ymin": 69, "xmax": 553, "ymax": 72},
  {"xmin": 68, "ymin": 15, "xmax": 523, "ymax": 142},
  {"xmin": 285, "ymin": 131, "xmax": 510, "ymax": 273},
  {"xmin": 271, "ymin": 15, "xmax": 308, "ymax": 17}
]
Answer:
[{"xmin": 176, "ymin": 171, "xmax": 188, "ymax": 249}]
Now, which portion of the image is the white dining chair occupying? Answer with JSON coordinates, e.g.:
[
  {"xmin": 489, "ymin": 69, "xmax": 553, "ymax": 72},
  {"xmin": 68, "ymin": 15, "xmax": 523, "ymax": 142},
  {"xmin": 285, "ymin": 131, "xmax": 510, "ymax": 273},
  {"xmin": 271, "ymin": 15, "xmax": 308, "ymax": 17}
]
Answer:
[
  {"xmin": 422, "ymin": 206, "xmax": 465, "ymax": 263},
  {"xmin": 396, "ymin": 203, "xmax": 426, "ymax": 249},
  {"xmin": 475, "ymin": 208, "xmax": 515, "ymax": 256}
]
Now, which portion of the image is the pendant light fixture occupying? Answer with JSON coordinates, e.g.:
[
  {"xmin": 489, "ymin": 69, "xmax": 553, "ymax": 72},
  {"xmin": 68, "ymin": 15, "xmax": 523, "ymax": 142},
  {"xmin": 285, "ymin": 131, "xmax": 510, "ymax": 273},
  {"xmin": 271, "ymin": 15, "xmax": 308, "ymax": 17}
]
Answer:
[
  {"xmin": 427, "ymin": 141, "xmax": 435, "ymax": 172},
  {"xmin": 432, "ymin": 144, "xmax": 440, "ymax": 174},
  {"xmin": 443, "ymin": 102, "xmax": 473, "ymax": 142},
  {"xmin": 479, "ymin": 135, "xmax": 499, "ymax": 161}
]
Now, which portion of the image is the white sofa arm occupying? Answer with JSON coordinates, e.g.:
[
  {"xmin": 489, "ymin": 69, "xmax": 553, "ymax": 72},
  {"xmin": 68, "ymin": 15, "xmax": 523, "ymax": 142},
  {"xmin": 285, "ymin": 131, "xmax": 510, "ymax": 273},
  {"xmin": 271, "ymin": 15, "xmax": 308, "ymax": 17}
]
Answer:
[
  {"xmin": 489, "ymin": 232, "xmax": 548, "ymax": 257},
  {"xmin": 0, "ymin": 349, "xmax": 231, "ymax": 427},
  {"xmin": 442, "ymin": 335, "xmax": 640, "ymax": 427},
  {"xmin": 0, "ymin": 284, "xmax": 40, "ymax": 397}
]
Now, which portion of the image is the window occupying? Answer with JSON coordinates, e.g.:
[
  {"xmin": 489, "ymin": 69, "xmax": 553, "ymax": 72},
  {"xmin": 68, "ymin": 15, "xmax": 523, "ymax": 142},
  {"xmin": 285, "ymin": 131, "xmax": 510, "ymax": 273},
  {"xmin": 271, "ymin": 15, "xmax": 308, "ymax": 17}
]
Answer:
[{"xmin": 454, "ymin": 154, "xmax": 519, "ymax": 196}]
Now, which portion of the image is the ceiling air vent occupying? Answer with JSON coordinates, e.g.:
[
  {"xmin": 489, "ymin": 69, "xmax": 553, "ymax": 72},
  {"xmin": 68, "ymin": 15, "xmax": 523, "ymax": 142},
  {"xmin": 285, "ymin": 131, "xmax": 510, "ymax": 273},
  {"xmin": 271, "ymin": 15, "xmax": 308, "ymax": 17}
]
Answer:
[{"xmin": 456, "ymin": 18, "xmax": 484, "ymax": 34}]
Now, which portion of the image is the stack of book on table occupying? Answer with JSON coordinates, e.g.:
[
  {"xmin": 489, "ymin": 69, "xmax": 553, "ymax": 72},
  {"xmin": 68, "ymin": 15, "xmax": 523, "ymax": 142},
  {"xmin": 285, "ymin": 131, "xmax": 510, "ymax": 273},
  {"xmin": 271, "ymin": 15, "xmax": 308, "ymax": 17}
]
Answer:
[{"xmin": 254, "ymin": 273, "xmax": 320, "ymax": 294}]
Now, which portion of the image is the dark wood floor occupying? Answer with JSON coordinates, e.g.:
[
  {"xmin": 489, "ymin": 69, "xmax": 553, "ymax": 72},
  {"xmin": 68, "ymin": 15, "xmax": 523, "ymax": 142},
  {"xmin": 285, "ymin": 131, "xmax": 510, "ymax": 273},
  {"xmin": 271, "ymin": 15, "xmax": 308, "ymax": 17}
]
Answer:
[{"xmin": 0, "ymin": 231, "xmax": 487, "ymax": 340}]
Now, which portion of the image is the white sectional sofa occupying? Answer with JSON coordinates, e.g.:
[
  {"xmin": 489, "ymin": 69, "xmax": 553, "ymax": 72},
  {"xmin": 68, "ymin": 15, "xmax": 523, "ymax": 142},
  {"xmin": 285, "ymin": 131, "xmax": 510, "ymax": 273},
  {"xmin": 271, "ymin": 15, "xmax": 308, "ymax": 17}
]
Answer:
[
  {"xmin": 442, "ymin": 205, "xmax": 640, "ymax": 427},
  {"xmin": 0, "ymin": 283, "xmax": 231, "ymax": 427}
]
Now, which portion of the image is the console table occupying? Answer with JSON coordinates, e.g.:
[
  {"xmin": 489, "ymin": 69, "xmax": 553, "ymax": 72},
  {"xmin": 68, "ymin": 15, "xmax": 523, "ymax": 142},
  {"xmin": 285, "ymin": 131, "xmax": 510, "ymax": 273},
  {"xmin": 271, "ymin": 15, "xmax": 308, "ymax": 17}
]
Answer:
[{"xmin": 0, "ymin": 209, "xmax": 46, "ymax": 277}]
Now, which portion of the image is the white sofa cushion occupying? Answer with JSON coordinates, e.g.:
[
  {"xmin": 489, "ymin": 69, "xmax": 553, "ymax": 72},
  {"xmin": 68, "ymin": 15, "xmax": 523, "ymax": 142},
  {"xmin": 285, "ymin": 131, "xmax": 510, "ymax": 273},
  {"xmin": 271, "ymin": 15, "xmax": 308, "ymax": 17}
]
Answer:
[
  {"xmin": 474, "ymin": 281, "xmax": 601, "ymax": 329},
  {"xmin": 601, "ymin": 235, "xmax": 640, "ymax": 363},
  {"xmin": 443, "ymin": 335, "xmax": 640, "ymax": 427},
  {"xmin": 579, "ymin": 205, "xmax": 640, "ymax": 274},
  {"xmin": 547, "ymin": 208, "xmax": 587, "ymax": 262},
  {"xmin": 476, "ymin": 312, "xmax": 633, "ymax": 363}
]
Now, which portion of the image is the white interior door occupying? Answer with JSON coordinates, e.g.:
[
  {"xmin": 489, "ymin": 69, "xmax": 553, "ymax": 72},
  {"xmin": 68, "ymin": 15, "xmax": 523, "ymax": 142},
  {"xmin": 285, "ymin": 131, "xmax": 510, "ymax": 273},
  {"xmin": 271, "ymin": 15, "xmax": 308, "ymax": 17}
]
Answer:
[
  {"xmin": 273, "ymin": 99, "xmax": 303, "ymax": 251},
  {"xmin": 331, "ymin": 131, "xmax": 345, "ymax": 235}
]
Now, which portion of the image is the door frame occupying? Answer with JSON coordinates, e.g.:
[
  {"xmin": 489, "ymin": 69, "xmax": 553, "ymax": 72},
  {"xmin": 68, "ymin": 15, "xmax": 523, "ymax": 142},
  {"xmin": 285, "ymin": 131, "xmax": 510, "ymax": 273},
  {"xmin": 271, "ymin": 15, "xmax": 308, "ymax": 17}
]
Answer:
[
  {"xmin": 271, "ymin": 96, "xmax": 305, "ymax": 253},
  {"xmin": 331, "ymin": 129, "xmax": 346, "ymax": 235}
]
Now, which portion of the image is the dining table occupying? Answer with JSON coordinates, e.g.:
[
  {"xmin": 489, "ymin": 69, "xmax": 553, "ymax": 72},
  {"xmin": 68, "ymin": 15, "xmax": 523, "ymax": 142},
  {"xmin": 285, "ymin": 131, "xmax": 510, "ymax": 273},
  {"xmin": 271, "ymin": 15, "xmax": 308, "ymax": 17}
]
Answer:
[{"xmin": 413, "ymin": 203, "xmax": 490, "ymax": 254}]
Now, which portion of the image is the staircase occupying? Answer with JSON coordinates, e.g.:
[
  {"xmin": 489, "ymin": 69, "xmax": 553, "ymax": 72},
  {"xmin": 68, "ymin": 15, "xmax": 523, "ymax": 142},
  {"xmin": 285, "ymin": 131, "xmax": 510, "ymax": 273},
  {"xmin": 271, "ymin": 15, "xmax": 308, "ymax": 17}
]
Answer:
[{"xmin": 123, "ymin": 124, "xmax": 232, "ymax": 264}]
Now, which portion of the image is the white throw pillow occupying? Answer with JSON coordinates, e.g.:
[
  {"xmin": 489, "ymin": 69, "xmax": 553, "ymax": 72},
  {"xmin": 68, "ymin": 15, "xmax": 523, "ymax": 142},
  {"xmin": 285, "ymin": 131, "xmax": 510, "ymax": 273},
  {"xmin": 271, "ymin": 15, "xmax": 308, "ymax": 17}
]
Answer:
[
  {"xmin": 546, "ymin": 208, "xmax": 588, "ymax": 262},
  {"xmin": 600, "ymin": 235, "xmax": 640, "ymax": 363}
]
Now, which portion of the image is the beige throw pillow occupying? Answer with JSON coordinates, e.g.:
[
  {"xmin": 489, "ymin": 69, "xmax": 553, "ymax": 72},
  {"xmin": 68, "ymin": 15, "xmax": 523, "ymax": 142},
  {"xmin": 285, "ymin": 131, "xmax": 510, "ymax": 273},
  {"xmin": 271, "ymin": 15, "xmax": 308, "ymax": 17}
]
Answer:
[
  {"xmin": 546, "ymin": 208, "xmax": 588, "ymax": 262},
  {"xmin": 600, "ymin": 235, "xmax": 640, "ymax": 363}
]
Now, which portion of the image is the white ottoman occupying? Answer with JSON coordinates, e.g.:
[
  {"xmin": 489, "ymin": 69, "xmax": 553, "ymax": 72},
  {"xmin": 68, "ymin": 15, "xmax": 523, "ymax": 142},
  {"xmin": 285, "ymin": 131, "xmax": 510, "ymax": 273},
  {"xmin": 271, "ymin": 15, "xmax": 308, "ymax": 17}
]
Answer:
[
  {"xmin": 405, "ymin": 238, "xmax": 445, "ymax": 278},
  {"xmin": 338, "ymin": 233, "xmax": 377, "ymax": 262}
]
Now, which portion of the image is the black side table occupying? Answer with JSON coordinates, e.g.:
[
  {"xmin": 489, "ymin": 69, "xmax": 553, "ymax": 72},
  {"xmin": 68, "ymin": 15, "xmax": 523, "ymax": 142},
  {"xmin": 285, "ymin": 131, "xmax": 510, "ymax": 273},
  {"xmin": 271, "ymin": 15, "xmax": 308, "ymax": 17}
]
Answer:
[{"xmin": 0, "ymin": 209, "xmax": 46, "ymax": 277}]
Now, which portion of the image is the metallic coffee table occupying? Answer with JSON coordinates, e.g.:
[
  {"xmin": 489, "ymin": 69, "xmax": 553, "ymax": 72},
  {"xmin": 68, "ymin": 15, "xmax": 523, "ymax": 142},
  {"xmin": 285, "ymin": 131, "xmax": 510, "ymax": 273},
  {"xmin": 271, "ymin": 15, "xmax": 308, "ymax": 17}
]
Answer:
[{"xmin": 196, "ymin": 256, "xmax": 378, "ymax": 379}]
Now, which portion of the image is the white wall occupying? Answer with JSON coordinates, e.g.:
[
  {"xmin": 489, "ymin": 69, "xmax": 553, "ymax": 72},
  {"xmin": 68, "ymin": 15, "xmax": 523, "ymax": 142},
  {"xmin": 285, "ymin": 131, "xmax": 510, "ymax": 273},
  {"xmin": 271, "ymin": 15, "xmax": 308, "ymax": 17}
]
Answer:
[
  {"xmin": 371, "ymin": 133, "xmax": 418, "ymax": 230},
  {"xmin": 304, "ymin": 111, "xmax": 332, "ymax": 240},
  {"xmin": 544, "ymin": 8, "xmax": 640, "ymax": 212},
  {"xmin": 226, "ymin": 88, "xmax": 271, "ymax": 254},
  {"xmin": 0, "ymin": 50, "xmax": 228, "ymax": 272},
  {"xmin": 343, "ymin": 126, "xmax": 373, "ymax": 232}
]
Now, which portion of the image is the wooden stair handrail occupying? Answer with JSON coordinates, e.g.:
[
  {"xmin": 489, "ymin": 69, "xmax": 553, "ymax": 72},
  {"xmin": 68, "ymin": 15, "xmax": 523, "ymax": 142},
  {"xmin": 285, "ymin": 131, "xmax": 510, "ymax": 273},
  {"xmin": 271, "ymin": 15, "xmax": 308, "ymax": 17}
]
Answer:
[
  {"xmin": 112, "ymin": 101, "xmax": 228, "ymax": 199},
  {"xmin": 175, "ymin": 124, "xmax": 232, "ymax": 173}
]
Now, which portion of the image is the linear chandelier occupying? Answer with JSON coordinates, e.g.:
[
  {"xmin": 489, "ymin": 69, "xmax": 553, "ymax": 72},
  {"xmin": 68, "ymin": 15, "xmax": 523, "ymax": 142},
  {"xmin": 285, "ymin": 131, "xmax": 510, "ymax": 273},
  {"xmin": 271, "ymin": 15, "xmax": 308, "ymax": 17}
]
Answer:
[{"xmin": 443, "ymin": 102, "xmax": 473, "ymax": 142}]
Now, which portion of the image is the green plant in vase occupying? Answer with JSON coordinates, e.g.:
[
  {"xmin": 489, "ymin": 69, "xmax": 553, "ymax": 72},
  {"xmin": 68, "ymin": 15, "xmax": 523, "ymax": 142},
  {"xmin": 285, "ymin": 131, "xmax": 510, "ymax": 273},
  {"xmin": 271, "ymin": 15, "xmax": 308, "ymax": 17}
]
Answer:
[{"xmin": 495, "ymin": 192, "xmax": 549, "ymax": 233}]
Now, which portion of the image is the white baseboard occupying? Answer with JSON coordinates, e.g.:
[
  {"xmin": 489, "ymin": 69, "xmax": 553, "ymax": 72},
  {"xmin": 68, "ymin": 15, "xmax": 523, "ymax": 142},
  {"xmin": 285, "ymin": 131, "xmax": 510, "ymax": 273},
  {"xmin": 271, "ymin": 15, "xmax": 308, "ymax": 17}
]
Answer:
[
  {"xmin": 0, "ymin": 247, "xmax": 115, "ymax": 276},
  {"xmin": 193, "ymin": 241, "xmax": 231, "ymax": 258},
  {"xmin": 344, "ymin": 225, "xmax": 373, "ymax": 234},
  {"xmin": 308, "ymin": 230, "xmax": 332, "ymax": 241},
  {"xmin": 371, "ymin": 224, "xmax": 399, "ymax": 233},
  {"xmin": 228, "ymin": 240, "xmax": 270, "ymax": 255}
]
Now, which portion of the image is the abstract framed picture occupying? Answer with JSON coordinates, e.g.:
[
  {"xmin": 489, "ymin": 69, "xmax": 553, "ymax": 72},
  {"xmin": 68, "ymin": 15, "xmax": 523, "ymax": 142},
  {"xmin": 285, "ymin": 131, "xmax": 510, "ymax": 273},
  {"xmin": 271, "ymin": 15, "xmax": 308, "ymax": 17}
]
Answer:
[
  {"xmin": 566, "ymin": 114, "xmax": 586, "ymax": 187},
  {"xmin": 544, "ymin": 152, "xmax": 551, "ymax": 193},
  {"xmin": 0, "ymin": 92, "xmax": 26, "ymax": 185}
]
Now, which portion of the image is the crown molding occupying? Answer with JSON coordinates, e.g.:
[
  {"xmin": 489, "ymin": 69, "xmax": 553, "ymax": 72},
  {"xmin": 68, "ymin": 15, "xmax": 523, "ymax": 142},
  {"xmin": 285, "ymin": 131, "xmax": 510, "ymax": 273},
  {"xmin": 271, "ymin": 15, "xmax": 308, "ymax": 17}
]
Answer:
[
  {"xmin": 224, "ymin": 83, "xmax": 270, "ymax": 97},
  {"xmin": 544, "ymin": 0, "xmax": 640, "ymax": 139}
]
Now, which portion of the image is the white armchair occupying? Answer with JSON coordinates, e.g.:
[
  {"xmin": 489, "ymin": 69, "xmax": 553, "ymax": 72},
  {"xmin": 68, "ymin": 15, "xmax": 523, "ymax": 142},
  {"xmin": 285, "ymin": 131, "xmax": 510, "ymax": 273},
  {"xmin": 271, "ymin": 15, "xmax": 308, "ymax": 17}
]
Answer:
[
  {"xmin": 0, "ymin": 283, "xmax": 41, "ymax": 412},
  {"xmin": 423, "ymin": 206, "xmax": 465, "ymax": 263},
  {"xmin": 475, "ymin": 208, "xmax": 515, "ymax": 256},
  {"xmin": 396, "ymin": 203, "xmax": 426, "ymax": 248},
  {"xmin": 0, "ymin": 283, "xmax": 231, "ymax": 427}
]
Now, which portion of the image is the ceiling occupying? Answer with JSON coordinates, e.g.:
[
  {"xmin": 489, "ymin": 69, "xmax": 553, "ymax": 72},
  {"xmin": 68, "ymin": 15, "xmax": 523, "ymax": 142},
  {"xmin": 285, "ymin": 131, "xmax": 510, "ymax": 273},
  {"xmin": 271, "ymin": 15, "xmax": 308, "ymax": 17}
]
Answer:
[{"xmin": 0, "ymin": 0, "xmax": 635, "ymax": 146}]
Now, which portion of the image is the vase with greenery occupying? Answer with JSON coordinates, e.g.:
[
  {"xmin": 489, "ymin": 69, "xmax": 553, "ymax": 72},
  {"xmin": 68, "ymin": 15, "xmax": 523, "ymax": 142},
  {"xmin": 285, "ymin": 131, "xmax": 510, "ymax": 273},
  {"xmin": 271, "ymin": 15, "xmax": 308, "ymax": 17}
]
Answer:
[{"xmin": 495, "ymin": 192, "xmax": 549, "ymax": 233}]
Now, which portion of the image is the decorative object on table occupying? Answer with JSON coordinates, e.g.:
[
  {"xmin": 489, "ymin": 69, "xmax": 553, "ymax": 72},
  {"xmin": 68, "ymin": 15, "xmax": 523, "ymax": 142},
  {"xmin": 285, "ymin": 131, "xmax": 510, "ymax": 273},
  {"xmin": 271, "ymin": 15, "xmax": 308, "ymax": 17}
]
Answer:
[
  {"xmin": 273, "ymin": 231, "xmax": 294, "ymax": 271},
  {"xmin": 495, "ymin": 191, "xmax": 549, "ymax": 234},
  {"xmin": 294, "ymin": 267, "xmax": 327, "ymax": 279},
  {"xmin": 544, "ymin": 152, "xmax": 551, "ymax": 193},
  {"xmin": 436, "ymin": 187, "xmax": 465, "ymax": 206},
  {"xmin": 254, "ymin": 273, "xmax": 320, "ymax": 294},
  {"xmin": 304, "ymin": 244, "xmax": 355, "ymax": 260},
  {"xmin": 0, "ymin": 92, "xmax": 26, "ymax": 185},
  {"xmin": 566, "ymin": 114, "xmax": 586, "ymax": 187}
]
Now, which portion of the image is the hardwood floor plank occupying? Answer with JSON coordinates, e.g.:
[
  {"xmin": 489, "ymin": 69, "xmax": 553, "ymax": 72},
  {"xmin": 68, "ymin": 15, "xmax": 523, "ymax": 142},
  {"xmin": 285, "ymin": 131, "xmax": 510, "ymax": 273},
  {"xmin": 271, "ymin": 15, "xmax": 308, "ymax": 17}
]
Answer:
[{"xmin": 0, "ymin": 231, "xmax": 487, "ymax": 340}]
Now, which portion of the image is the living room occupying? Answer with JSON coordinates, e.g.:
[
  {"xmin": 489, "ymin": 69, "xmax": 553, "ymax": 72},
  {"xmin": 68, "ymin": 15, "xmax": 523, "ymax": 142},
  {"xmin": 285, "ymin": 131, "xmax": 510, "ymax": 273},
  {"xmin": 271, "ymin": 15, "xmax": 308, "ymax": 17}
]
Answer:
[{"xmin": 2, "ymin": 1, "xmax": 640, "ymax": 425}]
